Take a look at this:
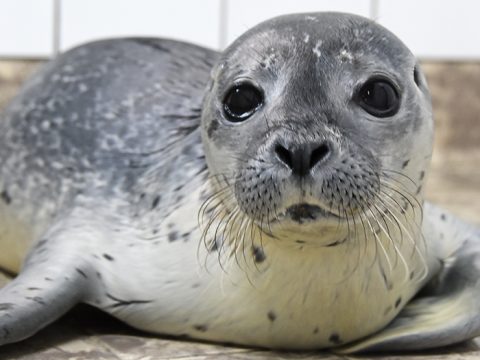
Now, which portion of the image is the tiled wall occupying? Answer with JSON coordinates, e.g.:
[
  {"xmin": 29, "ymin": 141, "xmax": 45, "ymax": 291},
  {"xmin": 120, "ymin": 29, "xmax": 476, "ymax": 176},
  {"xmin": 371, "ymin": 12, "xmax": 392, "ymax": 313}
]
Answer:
[{"xmin": 0, "ymin": 0, "xmax": 480, "ymax": 58}]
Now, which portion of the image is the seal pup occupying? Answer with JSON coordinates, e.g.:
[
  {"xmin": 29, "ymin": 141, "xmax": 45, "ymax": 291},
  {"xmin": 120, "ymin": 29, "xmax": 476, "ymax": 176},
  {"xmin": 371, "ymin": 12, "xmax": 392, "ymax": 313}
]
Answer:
[{"xmin": 0, "ymin": 12, "xmax": 479, "ymax": 352}]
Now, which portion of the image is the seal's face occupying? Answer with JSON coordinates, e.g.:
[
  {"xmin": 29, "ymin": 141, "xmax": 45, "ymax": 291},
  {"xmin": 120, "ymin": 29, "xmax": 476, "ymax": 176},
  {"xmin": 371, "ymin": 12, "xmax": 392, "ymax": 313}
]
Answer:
[{"xmin": 201, "ymin": 12, "xmax": 432, "ymax": 245}]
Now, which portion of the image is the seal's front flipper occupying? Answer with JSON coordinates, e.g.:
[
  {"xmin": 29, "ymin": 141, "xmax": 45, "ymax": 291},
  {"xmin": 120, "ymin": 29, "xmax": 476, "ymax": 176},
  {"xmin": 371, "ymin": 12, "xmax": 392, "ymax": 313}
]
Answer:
[
  {"xmin": 0, "ymin": 230, "xmax": 90, "ymax": 345},
  {"xmin": 337, "ymin": 225, "xmax": 480, "ymax": 353}
]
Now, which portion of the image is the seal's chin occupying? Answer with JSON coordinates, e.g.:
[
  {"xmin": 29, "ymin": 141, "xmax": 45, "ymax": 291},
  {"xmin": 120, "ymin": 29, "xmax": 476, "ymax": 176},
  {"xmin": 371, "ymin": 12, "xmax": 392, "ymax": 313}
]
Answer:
[{"xmin": 275, "ymin": 203, "xmax": 341, "ymax": 224}]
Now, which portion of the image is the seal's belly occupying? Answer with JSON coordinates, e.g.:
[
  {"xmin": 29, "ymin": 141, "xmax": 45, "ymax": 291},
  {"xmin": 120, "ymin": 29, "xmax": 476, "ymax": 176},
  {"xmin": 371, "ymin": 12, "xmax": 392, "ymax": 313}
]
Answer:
[
  {"xmin": 97, "ymin": 227, "xmax": 425, "ymax": 349},
  {"xmin": 84, "ymin": 182, "xmax": 428, "ymax": 349},
  {"xmin": 175, "ymin": 255, "xmax": 420, "ymax": 348}
]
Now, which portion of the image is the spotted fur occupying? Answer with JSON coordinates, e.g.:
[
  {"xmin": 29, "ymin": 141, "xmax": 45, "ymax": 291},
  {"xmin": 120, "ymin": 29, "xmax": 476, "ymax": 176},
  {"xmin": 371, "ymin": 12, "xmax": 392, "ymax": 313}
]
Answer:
[{"xmin": 0, "ymin": 12, "xmax": 478, "ymax": 353}]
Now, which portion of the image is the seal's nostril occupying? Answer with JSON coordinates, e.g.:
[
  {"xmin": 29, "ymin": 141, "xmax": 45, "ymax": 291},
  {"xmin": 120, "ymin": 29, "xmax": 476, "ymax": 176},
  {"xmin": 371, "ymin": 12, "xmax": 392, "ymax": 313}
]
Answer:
[
  {"xmin": 275, "ymin": 144, "xmax": 293, "ymax": 170},
  {"xmin": 310, "ymin": 143, "xmax": 330, "ymax": 169},
  {"xmin": 274, "ymin": 141, "xmax": 331, "ymax": 176}
]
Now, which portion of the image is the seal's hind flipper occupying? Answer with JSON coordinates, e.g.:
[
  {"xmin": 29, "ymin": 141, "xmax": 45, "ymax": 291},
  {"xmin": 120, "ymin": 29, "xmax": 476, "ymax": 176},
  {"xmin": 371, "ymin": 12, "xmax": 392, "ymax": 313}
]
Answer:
[
  {"xmin": 337, "ymin": 225, "xmax": 480, "ymax": 353},
  {"xmin": 0, "ymin": 228, "xmax": 91, "ymax": 345}
]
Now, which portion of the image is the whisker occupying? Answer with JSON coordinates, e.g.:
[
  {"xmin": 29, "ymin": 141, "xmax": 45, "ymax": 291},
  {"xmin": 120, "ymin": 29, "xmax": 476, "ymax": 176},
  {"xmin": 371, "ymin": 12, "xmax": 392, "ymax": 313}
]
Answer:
[
  {"xmin": 382, "ymin": 168, "xmax": 418, "ymax": 188},
  {"xmin": 369, "ymin": 205, "xmax": 410, "ymax": 286},
  {"xmin": 363, "ymin": 208, "xmax": 393, "ymax": 273},
  {"xmin": 376, "ymin": 192, "xmax": 429, "ymax": 282},
  {"xmin": 380, "ymin": 176, "xmax": 424, "ymax": 222}
]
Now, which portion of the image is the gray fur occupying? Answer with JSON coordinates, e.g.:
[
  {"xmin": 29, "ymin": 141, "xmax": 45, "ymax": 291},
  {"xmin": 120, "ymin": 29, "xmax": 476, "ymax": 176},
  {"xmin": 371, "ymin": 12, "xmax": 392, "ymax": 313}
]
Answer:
[
  {"xmin": 0, "ymin": 38, "xmax": 215, "ymax": 244},
  {"xmin": 0, "ymin": 12, "xmax": 478, "ymax": 352},
  {"xmin": 201, "ymin": 13, "xmax": 431, "ymax": 231}
]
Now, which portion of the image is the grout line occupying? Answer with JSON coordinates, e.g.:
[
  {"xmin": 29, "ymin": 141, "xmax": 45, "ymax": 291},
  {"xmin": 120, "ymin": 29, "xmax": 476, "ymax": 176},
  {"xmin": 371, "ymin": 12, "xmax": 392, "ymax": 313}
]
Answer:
[
  {"xmin": 369, "ymin": 0, "xmax": 380, "ymax": 21},
  {"xmin": 52, "ymin": 0, "xmax": 61, "ymax": 56},
  {"xmin": 218, "ymin": 0, "xmax": 229, "ymax": 50}
]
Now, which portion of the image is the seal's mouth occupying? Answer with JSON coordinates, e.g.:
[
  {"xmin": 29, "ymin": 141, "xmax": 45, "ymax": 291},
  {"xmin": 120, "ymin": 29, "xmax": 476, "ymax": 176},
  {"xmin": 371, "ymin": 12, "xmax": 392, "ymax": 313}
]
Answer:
[{"xmin": 278, "ymin": 203, "xmax": 340, "ymax": 224}]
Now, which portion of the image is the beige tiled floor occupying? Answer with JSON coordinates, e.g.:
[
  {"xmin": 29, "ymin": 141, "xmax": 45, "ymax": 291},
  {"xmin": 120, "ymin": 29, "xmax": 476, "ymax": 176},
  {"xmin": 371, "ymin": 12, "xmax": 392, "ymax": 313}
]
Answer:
[{"xmin": 0, "ymin": 60, "xmax": 479, "ymax": 359}]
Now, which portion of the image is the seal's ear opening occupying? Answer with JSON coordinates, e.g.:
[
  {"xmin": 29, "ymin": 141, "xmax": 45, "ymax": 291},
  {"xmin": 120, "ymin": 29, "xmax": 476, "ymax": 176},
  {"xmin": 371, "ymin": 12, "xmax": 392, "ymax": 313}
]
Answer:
[
  {"xmin": 413, "ymin": 64, "xmax": 425, "ymax": 89},
  {"xmin": 413, "ymin": 66, "xmax": 421, "ymax": 88}
]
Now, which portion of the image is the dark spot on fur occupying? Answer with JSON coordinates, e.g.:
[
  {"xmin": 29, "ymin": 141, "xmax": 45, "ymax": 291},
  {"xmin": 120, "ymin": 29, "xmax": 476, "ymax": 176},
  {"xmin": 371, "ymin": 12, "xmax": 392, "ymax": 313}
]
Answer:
[
  {"xmin": 441, "ymin": 213, "xmax": 447, "ymax": 221},
  {"xmin": 207, "ymin": 119, "xmax": 219, "ymax": 137},
  {"xmin": 252, "ymin": 246, "xmax": 266, "ymax": 263},
  {"xmin": 106, "ymin": 293, "xmax": 153, "ymax": 308},
  {"xmin": 380, "ymin": 267, "xmax": 393, "ymax": 290},
  {"xmin": 103, "ymin": 254, "xmax": 114, "ymax": 261},
  {"xmin": 44, "ymin": 277, "xmax": 52, "ymax": 281},
  {"xmin": 151, "ymin": 195, "xmax": 161, "ymax": 209},
  {"xmin": 384, "ymin": 306, "xmax": 392, "ymax": 316},
  {"xmin": 402, "ymin": 159, "xmax": 410, "ymax": 168},
  {"xmin": 410, "ymin": 271, "xmax": 415, "ymax": 280},
  {"xmin": 27, "ymin": 287, "xmax": 40, "ymax": 291},
  {"xmin": 267, "ymin": 311, "xmax": 276, "ymax": 322},
  {"xmin": 193, "ymin": 324, "xmax": 208, "ymax": 332},
  {"xmin": 174, "ymin": 185, "xmax": 183, "ymax": 192},
  {"xmin": 313, "ymin": 327, "xmax": 319, "ymax": 334},
  {"xmin": 0, "ymin": 190, "xmax": 11, "ymax": 204},
  {"xmin": 168, "ymin": 231, "xmax": 178, "ymax": 242},
  {"xmin": 416, "ymin": 185, "xmax": 422, "ymax": 195},
  {"xmin": 34, "ymin": 239, "xmax": 48, "ymax": 249},
  {"xmin": 419, "ymin": 171, "xmax": 425, "ymax": 180},
  {"xmin": 26, "ymin": 297, "xmax": 45, "ymax": 305},
  {"xmin": 395, "ymin": 297, "xmax": 402, "ymax": 308},
  {"xmin": 326, "ymin": 238, "xmax": 347, "ymax": 247},
  {"xmin": 0, "ymin": 303, "xmax": 14, "ymax": 311},
  {"xmin": 295, "ymin": 240, "xmax": 306, "ymax": 244},
  {"xmin": 329, "ymin": 333, "xmax": 342, "ymax": 344},
  {"xmin": 181, "ymin": 145, "xmax": 192, "ymax": 155},
  {"xmin": 76, "ymin": 268, "xmax": 88, "ymax": 279}
]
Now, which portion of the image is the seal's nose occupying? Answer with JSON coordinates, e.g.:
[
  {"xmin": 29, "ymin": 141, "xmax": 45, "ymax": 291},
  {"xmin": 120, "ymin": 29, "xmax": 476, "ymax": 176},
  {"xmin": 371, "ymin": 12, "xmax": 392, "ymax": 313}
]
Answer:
[{"xmin": 274, "ymin": 141, "xmax": 331, "ymax": 176}]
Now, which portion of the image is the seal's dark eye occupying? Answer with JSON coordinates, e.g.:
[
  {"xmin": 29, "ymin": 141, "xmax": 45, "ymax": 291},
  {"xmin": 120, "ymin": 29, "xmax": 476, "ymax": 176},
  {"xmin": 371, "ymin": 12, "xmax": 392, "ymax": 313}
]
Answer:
[
  {"xmin": 357, "ymin": 79, "xmax": 399, "ymax": 117},
  {"xmin": 223, "ymin": 84, "xmax": 263, "ymax": 122}
]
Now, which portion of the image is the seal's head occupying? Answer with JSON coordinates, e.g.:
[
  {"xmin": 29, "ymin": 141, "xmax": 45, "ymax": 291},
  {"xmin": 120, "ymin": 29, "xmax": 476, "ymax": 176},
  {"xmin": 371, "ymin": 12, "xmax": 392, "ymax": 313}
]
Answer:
[{"xmin": 201, "ymin": 12, "xmax": 432, "ymax": 246}]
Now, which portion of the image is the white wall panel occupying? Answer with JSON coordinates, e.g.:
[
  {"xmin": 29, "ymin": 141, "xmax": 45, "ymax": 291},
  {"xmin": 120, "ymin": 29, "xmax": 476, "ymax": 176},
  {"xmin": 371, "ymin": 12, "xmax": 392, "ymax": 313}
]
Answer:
[
  {"xmin": 2, "ymin": 0, "xmax": 480, "ymax": 60},
  {"xmin": 224, "ymin": 0, "xmax": 371, "ymax": 47},
  {"xmin": 377, "ymin": 0, "xmax": 480, "ymax": 59},
  {"xmin": 60, "ymin": 0, "xmax": 221, "ymax": 52},
  {"xmin": 0, "ymin": 0, "xmax": 54, "ymax": 57}
]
